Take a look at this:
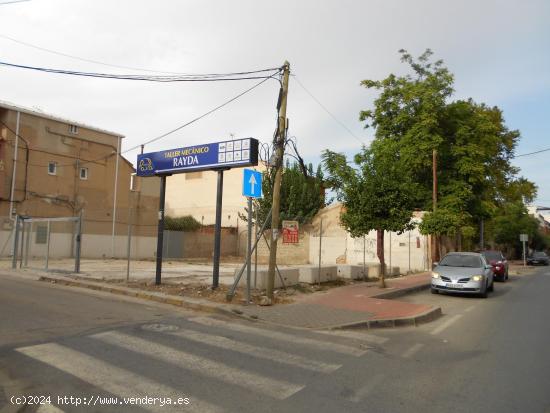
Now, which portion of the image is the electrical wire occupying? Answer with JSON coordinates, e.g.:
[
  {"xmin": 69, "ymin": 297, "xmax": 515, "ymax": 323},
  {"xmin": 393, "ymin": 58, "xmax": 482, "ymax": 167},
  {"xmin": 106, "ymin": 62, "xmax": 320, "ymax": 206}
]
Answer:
[
  {"xmin": 0, "ymin": 34, "xmax": 278, "ymax": 76},
  {"xmin": 0, "ymin": 59, "xmax": 282, "ymax": 82},
  {"xmin": 0, "ymin": 120, "xmax": 116, "ymax": 168},
  {"xmin": 1, "ymin": 74, "xmax": 276, "ymax": 160},
  {"xmin": 292, "ymin": 74, "xmax": 366, "ymax": 145},
  {"xmin": 514, "ymin": 147, "xmax": 550, "ymax": 158},
  {"xmin": 122, "ymin": 75, "xmax": 276, "ymax": 154},
  {"xmin": 0, "ymin": 0, "xmax": 30, "ymax": 5}
]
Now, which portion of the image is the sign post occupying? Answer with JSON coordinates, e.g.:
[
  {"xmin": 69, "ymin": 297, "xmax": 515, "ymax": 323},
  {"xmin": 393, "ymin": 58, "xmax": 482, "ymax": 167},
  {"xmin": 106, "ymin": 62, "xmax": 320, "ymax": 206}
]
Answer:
[
  {"xmin": 520, "ymin": 233, "xmax": 528, "ymax": 267},
  {"xmin": 242, "ymin": 169, "xmax": 262, "ymax": 303},
  {"xmin": 137, "ymin": 138, "xmax": 259, "ymax": 286}
]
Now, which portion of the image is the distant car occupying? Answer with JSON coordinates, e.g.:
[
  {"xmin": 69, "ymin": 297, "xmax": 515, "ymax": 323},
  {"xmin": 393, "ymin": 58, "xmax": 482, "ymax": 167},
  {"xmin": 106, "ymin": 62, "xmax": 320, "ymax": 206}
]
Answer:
[
  {"xmin": 481, "ymin": 250, "xmax": 509, "ymax": 281},
  {"xmin": 431, "ymin": 252, "xmax": 495, "ymax": 298},
  {"xmin": 527, "ymin": 251, "xmax": 549, "ymax": 266}
]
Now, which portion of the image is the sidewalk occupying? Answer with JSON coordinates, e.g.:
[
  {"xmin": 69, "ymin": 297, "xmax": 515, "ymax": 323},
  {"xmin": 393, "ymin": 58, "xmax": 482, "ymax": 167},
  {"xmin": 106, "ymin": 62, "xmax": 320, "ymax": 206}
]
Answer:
[
  {"xmin": 3, "ymin": 265, "xmax": 440, "ymax": 330},
  {"xmin": 238, "ymin": 273, "xmax": 441, "ymax": 329}
]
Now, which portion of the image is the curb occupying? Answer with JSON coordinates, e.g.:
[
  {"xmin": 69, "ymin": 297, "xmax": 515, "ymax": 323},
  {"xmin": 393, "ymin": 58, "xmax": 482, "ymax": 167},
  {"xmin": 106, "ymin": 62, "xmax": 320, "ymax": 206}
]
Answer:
[
  {"xmin": 325, "ymin": 305, "xmax": 442, "ymax": 330},
  {"xmin": 370, "ymin": 282, "xmax": 431, "ymax": 299},
  {"xmin": 38, "ymin": 275, "xmax": 245, "ymax": 319}
]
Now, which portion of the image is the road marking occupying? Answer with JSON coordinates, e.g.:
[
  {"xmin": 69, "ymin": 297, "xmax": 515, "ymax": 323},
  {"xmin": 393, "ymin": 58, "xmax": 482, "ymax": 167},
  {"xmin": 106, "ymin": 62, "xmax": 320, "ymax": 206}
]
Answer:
[
  {"xmin": 464, "ymin": 305, "xmax": 476, "ymax": 313},
  {"xmin": 430, "ymin": 314, "xmax": 463, "ymax": 335},
  {"xmin": 347, "ymin": 373, "xmax": 385, "ymax": 402},
  {"xmin": 37, "ymin": 404, "xmax": 65, "ymax": 413},
  {"xmin": 189, "ymin": 317, "xmax": 366, "ymax": 357},
  {"xmin": 167, "ymin": 328, "xmax": 340, "ymax": 373},
  {"xmin": 17, "ymin": 343, "xmax": 222, "ymax": 413},
  {"xmin": 93, "ymin": 331, "xmax": 303, "ymax": 400},
  {"xmin": 315, "ymin": 329, "xmax": 389, "ymax": 345},
  {"xmin": 401, "ymin": 343, "xmax": 425, "ymax": 358}
]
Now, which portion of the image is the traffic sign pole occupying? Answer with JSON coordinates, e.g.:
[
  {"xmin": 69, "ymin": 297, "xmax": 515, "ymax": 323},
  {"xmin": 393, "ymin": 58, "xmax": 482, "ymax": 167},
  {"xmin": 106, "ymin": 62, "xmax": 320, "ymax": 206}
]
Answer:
[{"xmin": 246, "ymin": 197, "xmax": 252, "ymax": 303}]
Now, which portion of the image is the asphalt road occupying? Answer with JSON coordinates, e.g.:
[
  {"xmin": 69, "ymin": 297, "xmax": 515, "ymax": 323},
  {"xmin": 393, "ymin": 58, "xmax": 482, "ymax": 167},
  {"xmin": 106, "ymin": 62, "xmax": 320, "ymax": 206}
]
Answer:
[{"xmin": 1, "ymin": 266, "xmax": 549, "ymax": 413}]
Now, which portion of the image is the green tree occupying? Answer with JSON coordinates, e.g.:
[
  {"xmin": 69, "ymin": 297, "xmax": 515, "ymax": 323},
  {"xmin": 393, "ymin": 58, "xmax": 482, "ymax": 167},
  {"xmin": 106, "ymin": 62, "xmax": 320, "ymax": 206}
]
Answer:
[
  {"xmin": 360, "ymin": 49, "xmax": 536, "ymax": 248},
  {"xmin": 493, "ymin": 202, "xmax": 545, "ymax": 258},
  {"xmin": 322, "ymin": 147, "xmax": 418, "ymax": 287},
  {"xmin": 252, "ymin": 161, "xmax": 325, "ymax": 228}
]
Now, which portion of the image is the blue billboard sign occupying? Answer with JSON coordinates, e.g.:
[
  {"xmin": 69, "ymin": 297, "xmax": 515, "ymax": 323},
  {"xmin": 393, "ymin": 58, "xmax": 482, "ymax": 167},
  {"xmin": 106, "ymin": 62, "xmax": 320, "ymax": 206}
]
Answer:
[{"xmin": 137, "ymin": 138, "xmax": 259, "ymax": 176}]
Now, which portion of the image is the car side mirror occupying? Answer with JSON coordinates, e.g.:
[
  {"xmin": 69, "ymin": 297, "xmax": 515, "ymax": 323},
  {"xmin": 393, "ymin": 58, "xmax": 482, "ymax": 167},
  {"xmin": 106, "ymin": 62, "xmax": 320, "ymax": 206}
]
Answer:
[{"xmin": 485, "ymin": 265, "xmax": 492, "ymax": 270}]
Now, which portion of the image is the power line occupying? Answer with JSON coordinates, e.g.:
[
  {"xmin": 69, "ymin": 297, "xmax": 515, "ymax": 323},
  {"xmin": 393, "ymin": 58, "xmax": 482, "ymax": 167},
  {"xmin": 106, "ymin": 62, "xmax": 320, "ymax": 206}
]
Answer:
[
  {"xmin": 292, "ymin": 74, "xmax": 365, "ymax": 145},
  {"xmin": 123, "ymin": 75, "xmax": 276, "ymax": 154},
  {"xmin": 0, "ymin": 59, "xmax": 281, "ymax": 82},
  {"xmin": 0, "ymin": 72, "xmax": 277, "ymax": 161},
  {"xmin": 0, "ymin": 34, "xmax": 279, "ymax": 76},
  {"xmin": 0, "ymin": 0, "xmax": 31, "ymax": 5},
  {"xmin": 514, "ymin": 147, "xmax": 550, "ymax": 158}
]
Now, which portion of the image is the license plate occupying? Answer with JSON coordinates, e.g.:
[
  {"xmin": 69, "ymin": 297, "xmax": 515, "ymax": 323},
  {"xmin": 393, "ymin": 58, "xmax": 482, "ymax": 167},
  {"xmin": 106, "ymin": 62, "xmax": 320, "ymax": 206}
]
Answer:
[{"xmin": 446, "ymin": 283, "xmax": 463, "ymax": 289}]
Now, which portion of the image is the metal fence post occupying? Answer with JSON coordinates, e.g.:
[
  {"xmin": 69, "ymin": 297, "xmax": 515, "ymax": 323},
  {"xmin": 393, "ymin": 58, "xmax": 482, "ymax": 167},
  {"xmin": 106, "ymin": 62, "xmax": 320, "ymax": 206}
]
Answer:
[
  {"xmin": 24, "ymin": 221, "xmax": 31, "ymax": 267},
  {"xmin": 318, "ymin": 218, "xmax": 323, "ymax": 286},
  {"xmin": 19, "ymin": 220, "xmax": 25, "ymax": 268},
  {"xmin": 11, "ymin": 215, "xmax": 20, "ymax": 269},
  {"xmin": 408, "ymin": 230, "xmax": 411, "ymax": 274},
  {"xmin": 126, "ymin": 204, "xmax": 133, "ymax": 282},
  {"xmin": 389, "ymin": 231, "xmax": 392, "ymax": 276},
  {"xmin": 45, "ymin": 220, "xmax": 51, "ymax": 271},
  {"xmin": 363, "ymin": 235, "xmax": 366, "ymax": 281},
  {"xmin": 75, "ymin": 212, "xmax": 83, "ymax": 273}
]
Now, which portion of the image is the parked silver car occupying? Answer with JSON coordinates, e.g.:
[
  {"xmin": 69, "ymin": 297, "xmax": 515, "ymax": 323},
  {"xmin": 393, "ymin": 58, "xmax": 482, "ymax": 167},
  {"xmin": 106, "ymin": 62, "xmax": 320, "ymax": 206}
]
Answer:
[{"xmin": 431, "ymin": 252, "xmax": 495, "ymax": 298}]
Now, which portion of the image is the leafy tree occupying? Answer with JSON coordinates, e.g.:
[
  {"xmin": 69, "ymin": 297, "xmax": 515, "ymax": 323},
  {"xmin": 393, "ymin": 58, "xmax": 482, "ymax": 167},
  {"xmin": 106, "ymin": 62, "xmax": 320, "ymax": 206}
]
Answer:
[
  {"xmin": 165, "ymin": 215, "xmax": 202, "ymax": 232},
  {"xmin": 493, "ymin": 202, "xmax": 545, "ymax": 257},
  {"xmin": 252, "ymin": 161, "xmax": 325, "ymax": 228},
  {"xmin": 322, "ymin": 147, "xmax": 418, "ymax": 287},
  {"xmin": 360, "ymin": 49, "xmax": 536, "ymax": 248}
]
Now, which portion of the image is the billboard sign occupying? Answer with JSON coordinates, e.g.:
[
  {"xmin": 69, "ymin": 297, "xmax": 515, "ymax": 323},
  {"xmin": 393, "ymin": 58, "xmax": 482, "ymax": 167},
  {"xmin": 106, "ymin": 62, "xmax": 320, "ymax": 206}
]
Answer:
[{"xmin": 137, "ymin": 138, "xmax": 259, "ymax": 177}]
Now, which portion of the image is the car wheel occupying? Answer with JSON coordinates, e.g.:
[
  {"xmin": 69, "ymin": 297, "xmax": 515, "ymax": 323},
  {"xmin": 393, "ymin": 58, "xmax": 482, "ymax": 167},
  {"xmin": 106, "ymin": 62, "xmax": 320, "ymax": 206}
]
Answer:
[
  {"xmin": 479, "ymin": 282, "xmax": 488, "ymax": 298},
  {"xmin": 505, "ymin": 270, "xmax": 509, "ymax": 281},
  {"xmin": 431, "ymin": 288, "xmax": 439, "ymax": 294},
  {"xmin": 488, "ymin": 280, "xmax": 494, "ymax": 292}
]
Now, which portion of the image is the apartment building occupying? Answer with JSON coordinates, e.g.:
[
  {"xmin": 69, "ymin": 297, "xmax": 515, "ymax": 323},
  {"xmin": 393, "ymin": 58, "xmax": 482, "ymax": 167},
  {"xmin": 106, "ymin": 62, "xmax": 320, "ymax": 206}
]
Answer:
[{"xmin": 0, "ymin": 100, "xmax": 159, "ymax": 258}]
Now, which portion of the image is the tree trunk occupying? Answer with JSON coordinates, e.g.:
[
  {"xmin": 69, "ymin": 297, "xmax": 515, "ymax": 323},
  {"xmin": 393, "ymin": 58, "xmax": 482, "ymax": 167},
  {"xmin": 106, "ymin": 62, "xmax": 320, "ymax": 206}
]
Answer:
[{"xmin": 376, "ymin": 229, "xmax": 386, "ymax": 288}]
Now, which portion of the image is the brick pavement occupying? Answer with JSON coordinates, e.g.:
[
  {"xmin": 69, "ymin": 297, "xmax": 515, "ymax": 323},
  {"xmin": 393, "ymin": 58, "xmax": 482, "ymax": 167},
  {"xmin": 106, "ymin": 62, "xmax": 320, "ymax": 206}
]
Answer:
[{"xmin": 240, "ymin": 272, "xmax": 440, "ymax": 329}]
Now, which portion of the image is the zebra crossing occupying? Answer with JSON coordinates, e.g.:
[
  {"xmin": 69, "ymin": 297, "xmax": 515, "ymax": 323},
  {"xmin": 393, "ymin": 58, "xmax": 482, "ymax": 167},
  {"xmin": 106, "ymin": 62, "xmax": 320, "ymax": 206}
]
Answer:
[{"xmin": 15, "ymin": 316, "xmax": 388, "ymax": 412}]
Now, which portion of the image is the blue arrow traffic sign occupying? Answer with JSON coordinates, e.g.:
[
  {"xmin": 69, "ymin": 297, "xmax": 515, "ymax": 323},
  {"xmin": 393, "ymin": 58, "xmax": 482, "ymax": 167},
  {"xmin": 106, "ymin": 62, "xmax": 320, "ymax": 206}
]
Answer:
[{"xmin": 242, "ymin": 169, "xmax": 262, "ymax": 198}]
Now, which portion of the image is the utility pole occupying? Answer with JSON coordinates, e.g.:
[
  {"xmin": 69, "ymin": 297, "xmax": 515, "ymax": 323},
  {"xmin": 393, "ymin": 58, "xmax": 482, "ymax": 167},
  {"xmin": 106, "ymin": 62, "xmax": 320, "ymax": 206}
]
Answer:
[{"xmin": 266, "ymin": 61, "xmax": 290, "ymax": 301}]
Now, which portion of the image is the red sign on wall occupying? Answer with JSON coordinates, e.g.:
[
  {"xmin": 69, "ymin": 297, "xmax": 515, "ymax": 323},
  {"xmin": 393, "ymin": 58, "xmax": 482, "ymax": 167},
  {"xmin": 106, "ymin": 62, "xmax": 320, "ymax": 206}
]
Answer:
[{"xmin": 282, "ymin": 220, "xmax": 299, "ymax": 244}]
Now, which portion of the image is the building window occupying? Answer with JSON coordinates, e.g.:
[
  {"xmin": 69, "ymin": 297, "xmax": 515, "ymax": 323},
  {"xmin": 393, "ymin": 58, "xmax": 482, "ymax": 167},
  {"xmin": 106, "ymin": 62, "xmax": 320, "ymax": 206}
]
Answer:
[
  {"xmin": 48, "ymin": 162, "xmax": 57, "ymax": 175},
  {"xmin": 36, "ymin": 225, "xmax": 48, "ymax": 244},
  {"xmin": 79, "ymin": 167, "xmax": 88, "ymax": 180},
  {"xmin": 68, "ymin": 124, "xmax": 78, "ymax": 134}
]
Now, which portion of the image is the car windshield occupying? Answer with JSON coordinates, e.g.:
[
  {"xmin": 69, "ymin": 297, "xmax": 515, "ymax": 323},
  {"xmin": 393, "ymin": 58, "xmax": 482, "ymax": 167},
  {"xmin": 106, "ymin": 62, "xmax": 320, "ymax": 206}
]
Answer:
[
  {"xmin": 439, "ymin": 254, "xmax": 483, "ymax": 268},
  {"xmin": 533, "ymin": 252, "xmax": 547, "ymax": 258},
  {"xmin": 482, "ymin": 251, "xmax": 502, "ymax": 261}
]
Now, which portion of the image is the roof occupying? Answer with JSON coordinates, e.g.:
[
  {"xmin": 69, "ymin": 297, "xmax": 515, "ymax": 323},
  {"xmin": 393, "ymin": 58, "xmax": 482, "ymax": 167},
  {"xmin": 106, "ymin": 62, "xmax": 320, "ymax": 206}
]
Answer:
[{"xmin": 0, "ymin": 99, "xmax": 124, "ymax": 138}]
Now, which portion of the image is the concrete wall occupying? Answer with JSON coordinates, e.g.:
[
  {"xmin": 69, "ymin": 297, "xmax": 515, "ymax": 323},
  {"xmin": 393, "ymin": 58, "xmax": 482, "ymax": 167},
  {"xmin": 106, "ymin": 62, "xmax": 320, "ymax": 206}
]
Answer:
[
  {"xmin": 239, "ymin": 228, "xmax": 310, "ymax": 264},
  {"xmin": 234, "ymin": 203, "xmax": 429, "ymax": 273}
]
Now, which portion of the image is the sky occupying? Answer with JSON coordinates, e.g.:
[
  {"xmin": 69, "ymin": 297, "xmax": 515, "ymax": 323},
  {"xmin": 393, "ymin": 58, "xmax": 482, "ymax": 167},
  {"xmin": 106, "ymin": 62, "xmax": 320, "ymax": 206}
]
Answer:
[{"xmin": 0, "ymin": 0, "xmax": 549, "ymax": 204}]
